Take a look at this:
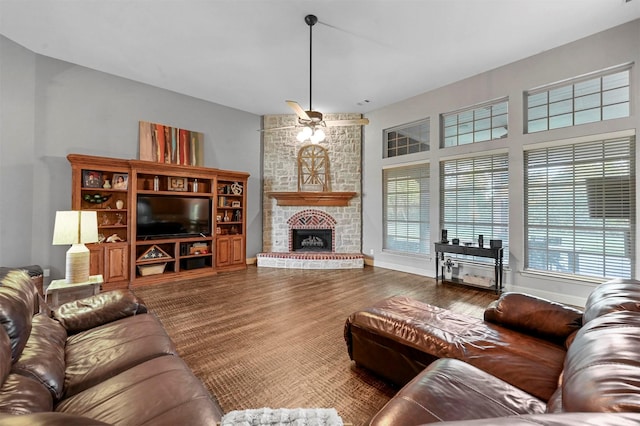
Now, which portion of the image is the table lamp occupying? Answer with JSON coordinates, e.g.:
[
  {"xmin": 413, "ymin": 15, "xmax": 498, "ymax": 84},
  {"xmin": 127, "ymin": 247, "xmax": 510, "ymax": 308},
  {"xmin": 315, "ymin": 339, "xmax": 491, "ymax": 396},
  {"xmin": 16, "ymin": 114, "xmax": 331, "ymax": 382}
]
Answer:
[{"xmin": 52, "ymin": 210, "xmax": 99, "ymax": 284}]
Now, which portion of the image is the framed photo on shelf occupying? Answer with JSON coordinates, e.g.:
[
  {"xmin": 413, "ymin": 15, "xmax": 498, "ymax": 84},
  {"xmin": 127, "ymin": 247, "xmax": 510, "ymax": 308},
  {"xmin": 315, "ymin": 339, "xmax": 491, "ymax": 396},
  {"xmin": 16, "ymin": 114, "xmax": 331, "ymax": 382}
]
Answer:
[
  {"xmin": 167, "ymin": 176, "xmax": 187, "ymax": 191},
  {"xmin": 83, "ymin": 170, "xmax": 103, "ymax": 188},
  {"xmin": 112, "ymin": 173, "xmax": 128, "ymax": 190},
  {"xmin": 231, "ymin": 201, "xmax": 241, "ymax": 208}
]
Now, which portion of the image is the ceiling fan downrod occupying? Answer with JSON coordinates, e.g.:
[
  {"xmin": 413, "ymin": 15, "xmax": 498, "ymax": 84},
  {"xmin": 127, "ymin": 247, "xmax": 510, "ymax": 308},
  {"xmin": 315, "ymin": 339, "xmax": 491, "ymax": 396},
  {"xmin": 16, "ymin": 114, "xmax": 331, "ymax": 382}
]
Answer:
[{"xmin": 305, "ymin": 14, "xmax": 317, "ymax": 112}]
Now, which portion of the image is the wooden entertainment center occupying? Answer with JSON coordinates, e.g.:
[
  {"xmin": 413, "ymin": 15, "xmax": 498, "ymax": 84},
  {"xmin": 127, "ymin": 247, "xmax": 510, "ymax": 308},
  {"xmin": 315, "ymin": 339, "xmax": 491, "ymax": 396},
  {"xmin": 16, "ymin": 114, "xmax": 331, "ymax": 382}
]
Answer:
[{"xmin": 68, "ymin": 154, "xmax": 249, "ymax": 290}]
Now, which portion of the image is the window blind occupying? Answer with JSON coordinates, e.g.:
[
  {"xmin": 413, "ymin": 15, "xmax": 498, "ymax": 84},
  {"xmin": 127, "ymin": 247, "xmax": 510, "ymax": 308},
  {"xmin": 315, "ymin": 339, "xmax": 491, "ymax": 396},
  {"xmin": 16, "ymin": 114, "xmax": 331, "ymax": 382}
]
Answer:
[
  {"xmin": 524, "ymin": 136, "xmax": 635, "ymax": 279},
  {"xmin": 383, "ymin": 164, "xmax": 430, "ymax": 255},
  {"xmin": 440, "ymin": 153, "xmax": 509, "ymax": 264}
]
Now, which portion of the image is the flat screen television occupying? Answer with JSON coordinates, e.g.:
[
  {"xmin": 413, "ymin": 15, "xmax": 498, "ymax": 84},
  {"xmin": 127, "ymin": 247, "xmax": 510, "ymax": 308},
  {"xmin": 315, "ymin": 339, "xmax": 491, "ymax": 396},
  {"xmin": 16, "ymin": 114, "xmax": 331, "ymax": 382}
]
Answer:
[{"xmin": 136, "ymin": 195, "xmax": 211, "ymax": 239}]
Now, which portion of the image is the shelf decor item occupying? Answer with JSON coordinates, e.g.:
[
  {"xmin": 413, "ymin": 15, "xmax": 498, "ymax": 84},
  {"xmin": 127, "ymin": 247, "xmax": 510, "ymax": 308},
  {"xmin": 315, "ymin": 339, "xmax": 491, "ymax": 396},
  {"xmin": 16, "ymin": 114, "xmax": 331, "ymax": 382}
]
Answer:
[
  {"xmin": 52, "ymin": 210, "xmax": 99, "ymax": 284},
  {"xmin": 167, "ymin": 176, "xmax": 188, "ymax": 191},
  {"xmin": 82, "ymin": 170, "xmax": 103, "ymax": 188},
  {"xmin": 137, "ymin": 245, "xmax": 172, "ymax": 261},
  {"xmin": 138, "ymin": 121, "xmax": 204, "ymax": 166},
  {"xmin": 112, "ymin": 173, "xmax": 128, "ymax": 189},
  {"xmin": 230, "ymin": 182, "xmax": 243, "ymax": 195},
  {"xmin": 138, "ymin": 263, "xmax": 167, "ymax": 276}
]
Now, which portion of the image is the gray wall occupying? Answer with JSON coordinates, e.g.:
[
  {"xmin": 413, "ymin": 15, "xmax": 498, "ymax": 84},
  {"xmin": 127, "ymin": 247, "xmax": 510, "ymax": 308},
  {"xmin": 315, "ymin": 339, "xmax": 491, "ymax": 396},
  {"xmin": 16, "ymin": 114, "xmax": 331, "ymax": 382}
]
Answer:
[
  {"xmin": 362, "ymin": 19, "xmax": 640, "ymax": 306},
  {"xmin": 0, "ymin": 35, "xmax": 262, "ymax": 279}
]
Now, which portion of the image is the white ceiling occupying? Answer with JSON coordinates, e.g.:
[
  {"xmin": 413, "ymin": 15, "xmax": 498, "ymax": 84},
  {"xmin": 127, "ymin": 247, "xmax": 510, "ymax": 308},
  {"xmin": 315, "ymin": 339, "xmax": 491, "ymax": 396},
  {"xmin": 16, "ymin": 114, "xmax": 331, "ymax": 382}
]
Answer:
[{"xmin": 1, "ymin": 0, "xmax": 639, "ymax": 116}]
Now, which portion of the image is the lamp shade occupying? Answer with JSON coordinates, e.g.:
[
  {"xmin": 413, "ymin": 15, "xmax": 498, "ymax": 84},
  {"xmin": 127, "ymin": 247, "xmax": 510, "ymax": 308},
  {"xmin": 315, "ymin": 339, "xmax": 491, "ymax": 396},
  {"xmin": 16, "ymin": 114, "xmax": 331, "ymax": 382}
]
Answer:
[
  {"xmin": 52, "ymin": 210, "xmax": 99, "ymax": 284},
  {"xmin": 52, "ymin": 211, "xmax": 99, "ymax": 245}
]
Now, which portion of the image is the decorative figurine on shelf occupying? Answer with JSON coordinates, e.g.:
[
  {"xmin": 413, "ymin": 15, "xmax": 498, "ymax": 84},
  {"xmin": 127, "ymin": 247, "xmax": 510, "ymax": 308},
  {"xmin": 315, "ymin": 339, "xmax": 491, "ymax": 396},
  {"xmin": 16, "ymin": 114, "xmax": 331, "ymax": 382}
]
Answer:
[
  {"xmin": 115, "ymin": 213, "xmax": 123, "ymax": 225},
  {"xmin": 103, "ymin": 179, "xmax": 111, "ymax": 189},
  {"xmin": 234, "ymin": 209, "xmax": 242, "ymax": 222},
  {"xmin": 106, "ymin": 233, "xmax": 123, "ymax": 243},
  {"xmin": 101, "ymin": 213, "xmax": 110, "ymax": 225}
]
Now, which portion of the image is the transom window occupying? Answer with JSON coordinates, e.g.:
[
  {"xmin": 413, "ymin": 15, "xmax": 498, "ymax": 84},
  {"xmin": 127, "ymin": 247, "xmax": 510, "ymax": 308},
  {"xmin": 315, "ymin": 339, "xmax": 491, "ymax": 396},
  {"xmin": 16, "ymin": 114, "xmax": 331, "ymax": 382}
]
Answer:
[
  {"xmin": 441, "ymin": 99, "xmax": 508, "ymax": 147},
  {"xmin": 440, "ymin": 153, "xmax": 509, "ymax": 263},
  {"xmin": 526, "ymin": 65, "xmax": 630, "ymax": 133},
  {"xmin": 383, "ymin": 164, "xmax": 430, "ymax": 255},
  {"xmin": 524, "ymin": 135, "xmax": 636, "ymax": 279},
  {"xmin": 384, "ymin": 119, "xmax": 430, "ymax": 158}
]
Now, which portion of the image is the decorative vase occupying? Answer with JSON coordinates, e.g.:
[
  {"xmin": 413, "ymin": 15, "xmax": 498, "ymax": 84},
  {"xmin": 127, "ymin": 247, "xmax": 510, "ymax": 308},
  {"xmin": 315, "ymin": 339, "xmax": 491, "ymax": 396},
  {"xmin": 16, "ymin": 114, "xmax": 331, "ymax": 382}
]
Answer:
[
  {"xmin": 103, "ymin": 179, "xmax": 111, "ymax": 189},
  {"xmin": 116, "ymin": 199, "xmax": 124, "ymax": 209}
]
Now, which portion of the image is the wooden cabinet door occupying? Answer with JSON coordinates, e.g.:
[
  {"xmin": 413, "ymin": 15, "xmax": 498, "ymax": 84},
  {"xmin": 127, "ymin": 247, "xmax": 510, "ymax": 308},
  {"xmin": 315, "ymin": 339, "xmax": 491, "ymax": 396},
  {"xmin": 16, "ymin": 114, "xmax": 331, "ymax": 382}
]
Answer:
[
  {"xmin": 89, "ymin": 244, "xmax": 104, "ymax": 277},
  {"xmin": 231, "ymin": 236, "xmax": 244, "ymax": 265},
  {"xmin": 216, "ymin": 238, "xmax": 231, "ymax": 267},
  {"xmin": 104, "ymin": 243, "xmax": 129, "ymax": 282}
]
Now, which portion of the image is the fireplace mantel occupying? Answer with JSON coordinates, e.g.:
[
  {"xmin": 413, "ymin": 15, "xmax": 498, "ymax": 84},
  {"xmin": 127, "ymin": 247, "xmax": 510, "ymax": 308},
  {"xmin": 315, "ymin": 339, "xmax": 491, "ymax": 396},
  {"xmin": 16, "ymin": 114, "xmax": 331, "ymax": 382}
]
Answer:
[{"xmin": 269, "ymin": 191, "xmax": 357, "ymax": 207}]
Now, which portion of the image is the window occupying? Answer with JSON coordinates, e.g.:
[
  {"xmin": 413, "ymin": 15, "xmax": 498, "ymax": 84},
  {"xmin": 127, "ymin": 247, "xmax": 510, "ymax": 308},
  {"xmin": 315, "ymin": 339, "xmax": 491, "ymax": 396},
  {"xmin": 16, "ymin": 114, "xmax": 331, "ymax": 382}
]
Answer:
[
  {"xmin": 524, "ymin": 135, "xmax": 635, "ymax": 279},
  {"xmin": 441, "ymin": 153, "xmax": 509, "ymax": 263},
  {"xmin": 526, "ymin": 65, "xmax": 630, "ymax": 133},
  {"xmin": 383, "ymin": 164, "xmax": 430, "ymax": 254},
  {"xmin": 441, "ymin": 99, "xmax": 508, "ymax": 147},
  {"xmin": 384, "ymin": 119, "xmax": 429, "ymax": 158}
]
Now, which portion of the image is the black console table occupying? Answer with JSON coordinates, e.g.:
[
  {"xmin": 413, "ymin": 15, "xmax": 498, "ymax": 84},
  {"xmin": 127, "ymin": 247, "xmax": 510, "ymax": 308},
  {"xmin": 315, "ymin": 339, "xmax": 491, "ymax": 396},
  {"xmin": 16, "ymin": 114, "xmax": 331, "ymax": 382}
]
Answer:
[{"xmin": 434, "ymin": 242, "xmax": 503, "ymax": 293}]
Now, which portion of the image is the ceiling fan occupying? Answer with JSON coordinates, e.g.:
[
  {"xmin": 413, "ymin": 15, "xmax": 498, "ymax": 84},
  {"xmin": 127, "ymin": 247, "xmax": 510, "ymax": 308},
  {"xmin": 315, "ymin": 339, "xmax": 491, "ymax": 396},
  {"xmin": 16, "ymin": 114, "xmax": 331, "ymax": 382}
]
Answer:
[{"xmin": 268, "ymin": 14, "xmax": 369, "ymax": 142}]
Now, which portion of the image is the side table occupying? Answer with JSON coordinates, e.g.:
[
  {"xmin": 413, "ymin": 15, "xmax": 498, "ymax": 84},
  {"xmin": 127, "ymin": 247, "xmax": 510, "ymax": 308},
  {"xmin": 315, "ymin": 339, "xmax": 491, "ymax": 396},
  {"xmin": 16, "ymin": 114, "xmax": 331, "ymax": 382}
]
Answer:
[{"xmin": 45, "ymin": 275, "xmax": 104, "ymax": 307}]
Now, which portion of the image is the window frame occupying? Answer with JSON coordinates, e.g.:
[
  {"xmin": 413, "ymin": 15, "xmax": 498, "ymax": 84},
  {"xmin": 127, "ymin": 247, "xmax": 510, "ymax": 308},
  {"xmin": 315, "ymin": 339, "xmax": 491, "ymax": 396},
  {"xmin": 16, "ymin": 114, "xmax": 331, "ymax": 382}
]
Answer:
[
  {"xmin": 383, "ymin": 163, "xmax": 431, "ymax": 255},
  {"xmin": 525, "ymin": 64, "xmax": 631, "ymax": 134},
  {"xmin": 440, "ymin": 98, "xmax": 509, "ymax": 148},
  {"xmin": 383, "ymin": 119, "xmax": 430, "ymax": 158},
  {"xmin": 524, "ymin": 134, "xmax": 636, "ymax": 280},
  {"xmin": 440, "ymin": 151, "xmax": 510, "ymax": 264}
]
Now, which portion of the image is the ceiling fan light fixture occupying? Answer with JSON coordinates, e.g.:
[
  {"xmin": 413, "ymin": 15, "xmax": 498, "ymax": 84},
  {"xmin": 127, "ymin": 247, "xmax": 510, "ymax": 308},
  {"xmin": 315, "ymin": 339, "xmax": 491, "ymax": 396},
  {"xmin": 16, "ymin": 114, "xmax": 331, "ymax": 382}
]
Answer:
[
  {"xmin": 310, "ymin": 128, "xmax": 325, "ymax": 144},
  {"xmin": 297, "ymin": 126, "xmax": 325, "ymax": 144},
  {"xmin": 297, "ymin": 126, "xmax": 313, "ymax": 142}
]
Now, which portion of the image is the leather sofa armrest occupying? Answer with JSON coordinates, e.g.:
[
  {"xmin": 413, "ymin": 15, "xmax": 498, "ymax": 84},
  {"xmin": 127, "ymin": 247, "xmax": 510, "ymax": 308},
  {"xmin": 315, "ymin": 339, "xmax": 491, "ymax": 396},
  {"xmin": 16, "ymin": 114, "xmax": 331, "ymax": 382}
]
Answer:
[
  {"xmin": 484, "ymin": 292, "xmax": 583, "ymax": 343},
  {"xmin": 53, "ymin": 289, "xmax": 148, "ymax": 334}
]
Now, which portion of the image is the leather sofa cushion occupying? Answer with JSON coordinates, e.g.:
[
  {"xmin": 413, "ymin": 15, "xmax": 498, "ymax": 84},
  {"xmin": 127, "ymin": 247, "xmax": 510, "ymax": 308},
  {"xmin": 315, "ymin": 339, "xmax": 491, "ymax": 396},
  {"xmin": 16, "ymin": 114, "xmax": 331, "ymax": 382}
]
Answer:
[
  {"xmin": 583, "ymin": 278, "xmax": 640, "ymax": 324},
  {"xmin": 431, "ymin": 412, "xmax": 640, "ymax": 425},
  {"xmin": 0, "ymin": 412, "xmax": 110, "ymax": 426},
  {"xmin": 0, "ymin": 373, "xmax": 53, "ymax": 414},
  {"xmin": 12, "ymin": 314, "xmax": 67, "ymax": 399},
  {"xmin": 0, "ymin": 269, "xmax": 37, "ymax": 361},
  {"xmin": 56, "ymin": 355, "xmax": 223, "ymax": 425},
  {"xmin": 563, "ymin": 310, "xmax": 640, "ymax": 412},
  {"xmin": 369, "ymin": 358, "xmax": 545, "ymax": 425},
  {"xmin": 0, "ymin": 324, "xmax": 11, "ymax": 386},
  {"xmin": 484, "ymin": 292, "xmax": 583, "ymax": 343},
  {"xmin": 63, "ymin": 313, "xmax": 177, "ymax": 398},
  {"xmin": 54, "ymin": 289, "xmax": 147, "ymax": 334}
]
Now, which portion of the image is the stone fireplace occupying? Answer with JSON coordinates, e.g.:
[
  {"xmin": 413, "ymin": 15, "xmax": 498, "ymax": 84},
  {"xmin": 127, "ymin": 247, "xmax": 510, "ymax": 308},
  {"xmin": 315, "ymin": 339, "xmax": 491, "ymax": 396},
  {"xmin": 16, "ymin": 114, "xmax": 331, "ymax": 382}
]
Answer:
[{"xmin": 257, "ymin": 113, "xmax": 364, "ymax": 269}]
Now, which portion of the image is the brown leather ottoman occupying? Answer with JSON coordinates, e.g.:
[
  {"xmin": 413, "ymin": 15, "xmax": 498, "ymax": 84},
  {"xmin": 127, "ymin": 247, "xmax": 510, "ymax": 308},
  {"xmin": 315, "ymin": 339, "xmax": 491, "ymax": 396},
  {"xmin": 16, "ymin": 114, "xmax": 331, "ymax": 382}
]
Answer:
[{"xmin": 344, "ymin": 295, "xmax": 567, "ymax": 401}]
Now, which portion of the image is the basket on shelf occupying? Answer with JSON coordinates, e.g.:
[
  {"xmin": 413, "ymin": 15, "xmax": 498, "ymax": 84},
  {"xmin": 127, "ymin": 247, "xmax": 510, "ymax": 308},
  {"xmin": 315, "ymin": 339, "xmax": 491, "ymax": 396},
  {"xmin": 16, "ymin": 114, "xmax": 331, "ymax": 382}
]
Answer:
[{"xmin": 138, "ymin": 263, "xmax": 167, "ymax": 276}]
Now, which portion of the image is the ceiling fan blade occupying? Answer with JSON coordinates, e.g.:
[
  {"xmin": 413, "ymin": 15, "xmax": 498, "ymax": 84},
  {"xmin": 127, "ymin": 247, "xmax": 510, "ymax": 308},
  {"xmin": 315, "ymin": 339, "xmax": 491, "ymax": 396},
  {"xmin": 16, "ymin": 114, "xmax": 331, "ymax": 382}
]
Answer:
[
  {"xmin": 286, "ymin": 100, "xmax": 311, "ymax": 121},
  {"xmin": 324, "ymin": 118, "xmax": 370, "ymax": 127},
  {"xmin": 259, "ymin": 125, "xmax": 298, "ymax": 132}
]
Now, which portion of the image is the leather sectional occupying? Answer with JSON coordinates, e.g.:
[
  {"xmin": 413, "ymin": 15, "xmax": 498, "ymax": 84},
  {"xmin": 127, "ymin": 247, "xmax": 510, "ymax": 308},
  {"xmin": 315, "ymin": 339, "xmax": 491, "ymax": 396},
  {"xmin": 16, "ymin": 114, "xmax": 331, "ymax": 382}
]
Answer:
[
  {"xmin": 0, "ymin": 267, "xmax": 222, "ymax": 425},
  {"xmin": 345, "ymin": 279, "xmax": 640, "ymax": 424}
]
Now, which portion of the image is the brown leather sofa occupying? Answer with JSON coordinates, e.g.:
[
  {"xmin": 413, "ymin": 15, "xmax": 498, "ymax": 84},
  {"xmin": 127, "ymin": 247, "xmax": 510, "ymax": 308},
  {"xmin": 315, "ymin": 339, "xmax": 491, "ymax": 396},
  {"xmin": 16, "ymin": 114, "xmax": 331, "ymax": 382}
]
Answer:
[
  {"xmin": 0, "ymin": 267, "xmax": 222, "ymax": 425},
  {"xmin": 345, "ymin": 279, "xmax": 640, "ymax": 424}
]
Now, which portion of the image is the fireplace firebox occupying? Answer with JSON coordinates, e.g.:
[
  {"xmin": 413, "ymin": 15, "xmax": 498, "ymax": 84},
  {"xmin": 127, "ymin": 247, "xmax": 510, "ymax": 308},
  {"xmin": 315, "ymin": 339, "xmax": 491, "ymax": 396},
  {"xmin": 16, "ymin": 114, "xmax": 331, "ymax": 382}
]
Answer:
[{"xmin": 292, "ymin": 229, "xmax": 332, "ymax": 252}]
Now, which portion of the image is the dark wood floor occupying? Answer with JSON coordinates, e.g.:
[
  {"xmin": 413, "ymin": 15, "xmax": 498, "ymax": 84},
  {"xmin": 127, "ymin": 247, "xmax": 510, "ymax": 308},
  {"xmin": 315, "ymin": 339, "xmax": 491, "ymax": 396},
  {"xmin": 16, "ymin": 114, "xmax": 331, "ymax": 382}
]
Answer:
[{"xmin": 134, "ymin": 265, "xmax": 498, "ymax": 426}]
